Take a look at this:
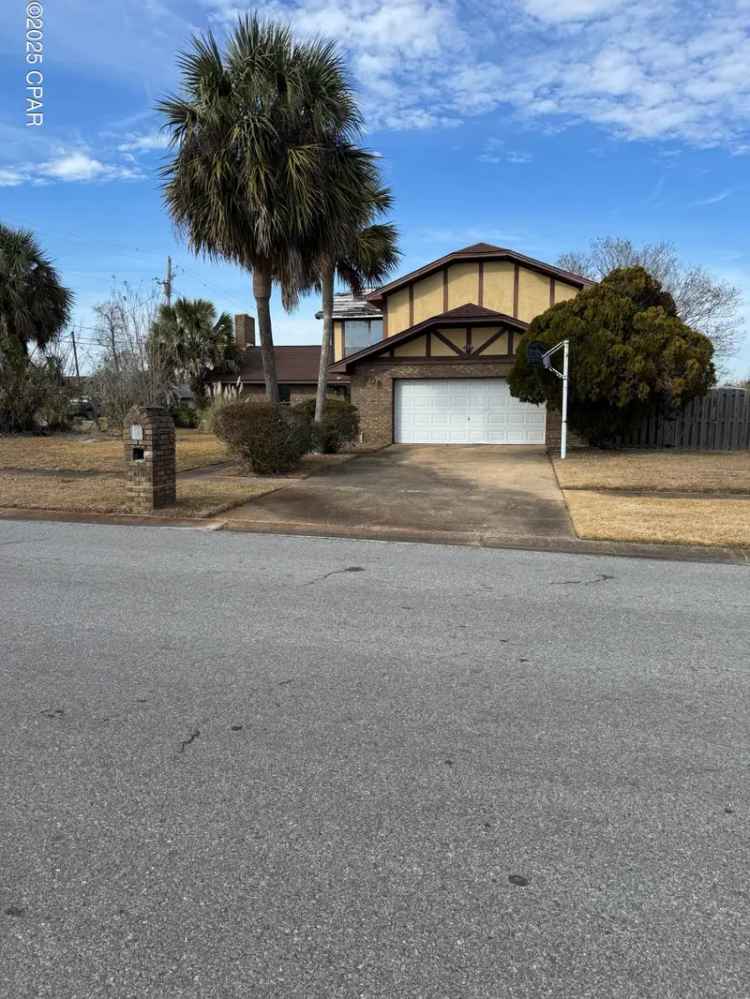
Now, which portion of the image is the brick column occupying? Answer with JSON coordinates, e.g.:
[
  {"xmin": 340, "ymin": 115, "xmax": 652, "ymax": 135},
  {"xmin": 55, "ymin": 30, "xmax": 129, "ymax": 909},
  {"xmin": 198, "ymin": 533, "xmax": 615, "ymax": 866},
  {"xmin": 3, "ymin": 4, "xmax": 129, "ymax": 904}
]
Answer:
[{"xmin": 123, "ymin": 406, "xmax": 176, "ymax": 513}]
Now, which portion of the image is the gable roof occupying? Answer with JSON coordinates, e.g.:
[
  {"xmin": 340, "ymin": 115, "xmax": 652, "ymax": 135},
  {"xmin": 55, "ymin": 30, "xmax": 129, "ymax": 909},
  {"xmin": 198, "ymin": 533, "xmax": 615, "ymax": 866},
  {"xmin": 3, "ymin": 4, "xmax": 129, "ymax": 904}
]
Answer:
[
  {"xmin": 366, "ymin": 243, "xmax": 594, "ymax": 304},
  {"xmin": 330, "ymin": 303, "xmax": 527, "ymax": 372},
  {"xmin": 431, "ymin": 302, "xmax": 520, "ymax": 322}
]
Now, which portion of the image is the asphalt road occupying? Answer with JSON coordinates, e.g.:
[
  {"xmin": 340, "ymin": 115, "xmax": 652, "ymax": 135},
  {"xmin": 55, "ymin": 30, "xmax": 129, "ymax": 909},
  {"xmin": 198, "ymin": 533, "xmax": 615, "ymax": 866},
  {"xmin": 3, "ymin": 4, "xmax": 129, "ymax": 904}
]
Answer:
[{"xmin": 1, "ymin": 520, "xmax": 749, "ymax": 999}]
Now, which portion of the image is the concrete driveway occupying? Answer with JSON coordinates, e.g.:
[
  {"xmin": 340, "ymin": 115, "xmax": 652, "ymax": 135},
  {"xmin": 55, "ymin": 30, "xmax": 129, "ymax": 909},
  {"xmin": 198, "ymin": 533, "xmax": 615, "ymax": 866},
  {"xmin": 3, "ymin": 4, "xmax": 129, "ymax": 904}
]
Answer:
[{"xmin": 225, "ymin": 445, "xmax": 573, "ymax": 542}]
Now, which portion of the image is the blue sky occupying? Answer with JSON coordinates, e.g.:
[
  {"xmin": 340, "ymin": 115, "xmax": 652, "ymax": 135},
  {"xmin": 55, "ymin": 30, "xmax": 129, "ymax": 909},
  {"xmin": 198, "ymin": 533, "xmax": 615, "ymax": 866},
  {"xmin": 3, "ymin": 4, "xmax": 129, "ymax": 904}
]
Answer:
[{"xmin": 1, "ymin": 0, "xmax": 749, "ymax": 376}]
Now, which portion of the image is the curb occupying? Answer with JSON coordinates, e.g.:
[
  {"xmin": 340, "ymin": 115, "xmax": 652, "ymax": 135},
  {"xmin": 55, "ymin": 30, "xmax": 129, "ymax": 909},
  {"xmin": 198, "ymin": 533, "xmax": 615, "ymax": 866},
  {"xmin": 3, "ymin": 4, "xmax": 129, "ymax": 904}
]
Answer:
[
  {"xmin": 2, "ymin": 507, "xmax": 748, "ymax": 566},
  {"xmin": 220, "ymin": 517, "xmax": 750, "ymax": 566}
]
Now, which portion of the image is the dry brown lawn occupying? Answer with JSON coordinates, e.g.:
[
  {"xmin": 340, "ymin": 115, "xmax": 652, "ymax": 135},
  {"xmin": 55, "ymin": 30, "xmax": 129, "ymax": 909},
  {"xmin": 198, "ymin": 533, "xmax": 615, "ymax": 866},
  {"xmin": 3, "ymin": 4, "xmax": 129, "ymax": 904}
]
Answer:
[
  {"xmin": 0, "ymin": 430, "xmax": 228, "ymax": 474},
  {"xmin": 564, "ymin": 491, "xmax": 750, "ymax": 548},
  {"xmin": 554, "ymin": 449, "xmax": 750, "ymax": 547},
  {"xmin": 553, "ymin": 448, "xmax": 750, "ymax": 494},
  {"xmin": 0, "ymin": 473, "xmax": 279, "ymax": 518}
]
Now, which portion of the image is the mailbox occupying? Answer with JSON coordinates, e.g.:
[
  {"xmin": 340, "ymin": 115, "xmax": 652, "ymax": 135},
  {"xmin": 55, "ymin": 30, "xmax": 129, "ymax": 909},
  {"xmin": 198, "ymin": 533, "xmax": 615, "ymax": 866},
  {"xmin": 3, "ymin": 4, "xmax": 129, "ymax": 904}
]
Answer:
[{"xmin": 123, "ymin": 405, "xmax": 176, "ymax": 513}]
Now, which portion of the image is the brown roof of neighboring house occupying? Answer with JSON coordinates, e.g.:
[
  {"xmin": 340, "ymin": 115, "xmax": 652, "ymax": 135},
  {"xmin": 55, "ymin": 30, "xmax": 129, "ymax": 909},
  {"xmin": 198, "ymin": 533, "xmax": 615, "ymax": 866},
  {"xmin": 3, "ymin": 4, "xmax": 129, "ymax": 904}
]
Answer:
[
  {"xmin": 366, "ymin": 243, "xmax": 595, "ymax": 304},
  {"xmin": 222, "ymin": 346, "xmax": 349, "ymax": 385},
  {"xmin": 330, "ymin": 303, "xmax": 527, "ymax": 372}
]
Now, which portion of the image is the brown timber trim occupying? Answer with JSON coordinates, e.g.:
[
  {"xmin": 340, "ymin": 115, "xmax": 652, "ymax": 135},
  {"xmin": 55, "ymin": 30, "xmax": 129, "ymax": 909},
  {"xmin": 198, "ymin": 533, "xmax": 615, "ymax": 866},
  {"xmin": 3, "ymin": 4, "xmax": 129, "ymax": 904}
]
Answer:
[
  {"xmin": 383, "ymin": 302, "xmax": 388, "ymax": 338},
  {"xmin": 513, "ymin": 264, "xmax": 519, "ymax": 319},
  {"xmin": 408, "ymin": 284, "xmax": 414, "ymax": 326},
  {"xmin": 433, "ymin": 331, "xmax": 464, "ymax": 356},
  {"xmin": 442, "ymin": 268, "xmax": 448, "ymax": 311},
  {"xmin": 466, "ymin": 326, "xmax": 473, "ymax": 353},
  {"xmin": 549, "ymin": 277, "xmax": 555, "ymax": 308},
  {"xmin": 475, "ymin": 330, "xmax": 505, "ymax": 355},
  {"xmin": 478, "ymin": 262, "xmax": 484, "ymax": 306},
  {"xmin": 426, "ymin": 331, "xmax": 432, "ymax": 357},
  {"xmin": 509, "ymin": 330, "xmax": 515, "ymax": 356}
]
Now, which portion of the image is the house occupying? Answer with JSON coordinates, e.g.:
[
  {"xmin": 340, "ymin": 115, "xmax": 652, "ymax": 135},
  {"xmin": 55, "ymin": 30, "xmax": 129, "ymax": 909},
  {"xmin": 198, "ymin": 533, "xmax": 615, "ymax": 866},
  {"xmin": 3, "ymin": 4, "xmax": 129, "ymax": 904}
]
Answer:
[
  {"xmin": 217, "ymin": 243, "xmax": 591, "ymax": 447},
  {"xmin": 328, "ymin": 243, "xmax": 593, "ymax": 448}
]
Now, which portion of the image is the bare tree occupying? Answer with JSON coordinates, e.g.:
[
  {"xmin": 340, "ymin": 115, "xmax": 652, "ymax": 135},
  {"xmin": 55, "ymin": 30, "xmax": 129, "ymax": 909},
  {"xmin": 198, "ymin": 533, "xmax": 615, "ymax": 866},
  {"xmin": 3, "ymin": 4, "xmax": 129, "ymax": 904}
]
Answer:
[
  {"xmin": 558, "ymin": 237, "xmax": 743, "ymax": 373},
  {"xmin": 90, "ymin": 281, "xmax": 172, "ymax": 427}
]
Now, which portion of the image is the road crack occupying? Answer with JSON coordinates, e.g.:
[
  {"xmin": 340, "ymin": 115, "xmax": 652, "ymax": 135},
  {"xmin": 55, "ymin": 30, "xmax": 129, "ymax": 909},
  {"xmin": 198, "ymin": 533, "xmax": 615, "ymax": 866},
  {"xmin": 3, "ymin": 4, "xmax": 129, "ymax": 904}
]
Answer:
[
  {"xmin": 178, "ymin": 727, "xmax": 201, "ymax": 753},
  {"xmin": 305, "ymin": 565, "xmax": 365, "ymax": 585},
  {"xmin": 552, "ymin": 573, "xmax": 615, "ymax": 586}
]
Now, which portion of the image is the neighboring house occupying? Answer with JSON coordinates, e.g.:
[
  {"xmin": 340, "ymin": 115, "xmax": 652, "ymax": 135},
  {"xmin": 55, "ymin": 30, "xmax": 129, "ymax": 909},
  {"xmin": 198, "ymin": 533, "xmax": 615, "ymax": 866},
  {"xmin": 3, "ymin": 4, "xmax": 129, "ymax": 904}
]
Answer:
[
  {"xmin": 215, "ymin": 243, "xmax": 591, "ymax": 447},
  {"xmin": 213, "ymin": 314, "xmax": 349, "ymax": 403},
  {"xmin": 329, "ymin": 242, "xmax": 593, "ymax": 448}
]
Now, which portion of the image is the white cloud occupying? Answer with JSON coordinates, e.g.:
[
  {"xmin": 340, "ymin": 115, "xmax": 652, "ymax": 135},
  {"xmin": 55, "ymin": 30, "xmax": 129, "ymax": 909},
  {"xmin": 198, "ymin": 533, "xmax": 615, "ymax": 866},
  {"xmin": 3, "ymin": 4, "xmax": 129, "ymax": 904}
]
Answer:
[
  {"xmin": 477, "ymin": 138, "xmax": 533, "ymax": 164},
  {"xmin": 117, "ymin": 130, "xmax": 170, "ymax": 153},
  {"xmin": 520, "ymin": 0, "xmax": 625, "ymax": 22},
  {"xmin": 0, "ymin": 168, "xmax": 25, "ymax": 187},
  {"xmin": 0, "ymin": 150, "xmax": 143, "ymax": 187},
  {"xmin": 203, "ymin": 0, "xmax": 750, "ymax": 149},
  {"xmin": 692, "ymin": 189, "xmax": 734, "ymax": 207},
  {"xmin": 40, "ymin": 151, "xmax": 113, "ymax": 182}
]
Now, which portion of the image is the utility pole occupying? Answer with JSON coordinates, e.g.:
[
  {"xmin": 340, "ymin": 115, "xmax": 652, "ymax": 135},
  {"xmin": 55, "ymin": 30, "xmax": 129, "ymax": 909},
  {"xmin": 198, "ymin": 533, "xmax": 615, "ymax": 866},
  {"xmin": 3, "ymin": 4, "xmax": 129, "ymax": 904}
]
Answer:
[
  {"xmin": 70, "ymin": 328, "xmax": 80, "ymax": 380},
  {"xmin": 163, "ymin": 256, "xmax": 173, "ymax": 306}
]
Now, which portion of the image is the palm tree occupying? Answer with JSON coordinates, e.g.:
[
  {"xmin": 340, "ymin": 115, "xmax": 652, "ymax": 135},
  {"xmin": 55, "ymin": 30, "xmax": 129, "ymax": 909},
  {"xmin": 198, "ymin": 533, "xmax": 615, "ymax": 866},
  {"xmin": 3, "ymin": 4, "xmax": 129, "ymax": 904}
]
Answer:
[
  {"xmin": 0, "ymin": 223, "xmax": 72, "ymax": 359},
  {"xmin": 157, "ymin": 15, "xmax": 361, "ymax": 402},
  {"xmin": 149, "ymin": 297, "xmax": 235, "ymax": 400},
  {"xmin": 313, "ymin": 216, "xmax": 400, "ymax": 424}
]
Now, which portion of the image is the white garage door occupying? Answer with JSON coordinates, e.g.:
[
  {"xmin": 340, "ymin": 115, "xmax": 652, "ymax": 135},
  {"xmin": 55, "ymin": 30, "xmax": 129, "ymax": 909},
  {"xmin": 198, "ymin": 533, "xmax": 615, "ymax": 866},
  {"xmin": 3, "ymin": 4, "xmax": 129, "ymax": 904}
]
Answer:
[{"xmin": 394, "ymin": 379, "xmax": 546, "ymax": 444}]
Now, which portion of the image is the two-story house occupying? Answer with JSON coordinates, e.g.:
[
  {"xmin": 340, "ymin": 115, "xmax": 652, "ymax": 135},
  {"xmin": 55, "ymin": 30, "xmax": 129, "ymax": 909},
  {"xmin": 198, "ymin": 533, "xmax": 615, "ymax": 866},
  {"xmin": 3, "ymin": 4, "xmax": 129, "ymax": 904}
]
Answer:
[
  {"xmin": 222, "ymin": 242, "xmax": 592, "ymax": 448},
  {"xmin": 328, "ymin": 242, "xmax": 592, "ymax": 449}
]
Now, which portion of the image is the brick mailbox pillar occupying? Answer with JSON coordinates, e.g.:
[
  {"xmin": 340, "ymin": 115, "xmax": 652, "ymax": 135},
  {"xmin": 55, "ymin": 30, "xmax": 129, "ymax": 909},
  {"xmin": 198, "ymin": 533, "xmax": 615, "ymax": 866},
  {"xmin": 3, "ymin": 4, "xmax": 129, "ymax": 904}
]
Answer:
[{"xmin": 123, "ymin": 405, "xmax": 176, "ymax": 513}]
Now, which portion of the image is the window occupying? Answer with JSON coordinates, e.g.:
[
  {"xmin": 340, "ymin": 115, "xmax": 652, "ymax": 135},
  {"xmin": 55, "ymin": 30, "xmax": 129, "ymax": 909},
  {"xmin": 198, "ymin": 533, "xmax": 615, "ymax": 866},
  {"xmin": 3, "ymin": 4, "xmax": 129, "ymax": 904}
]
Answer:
[
  {"xmin": 344, "ymin": 319, "xmax": 384, "ymax": 356},
  {"xmin": 278, "ymin": 384, "xmax": 292, "ymax": 403}
]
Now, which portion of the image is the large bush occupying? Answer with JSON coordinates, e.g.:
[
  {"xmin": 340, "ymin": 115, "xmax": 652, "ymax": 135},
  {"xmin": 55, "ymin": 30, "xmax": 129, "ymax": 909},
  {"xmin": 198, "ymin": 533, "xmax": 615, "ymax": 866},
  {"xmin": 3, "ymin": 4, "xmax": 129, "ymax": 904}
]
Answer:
[
  {"xmin": 508, "ymin": 266, "xmax": 716, "ymax": 446},
  {"xmin": 293, "ymin": 397, "xmax": 359, "ymax": 453},
  {"xmin": 213, "ymin": 400, "xmax": 312, "ymax": 474}
]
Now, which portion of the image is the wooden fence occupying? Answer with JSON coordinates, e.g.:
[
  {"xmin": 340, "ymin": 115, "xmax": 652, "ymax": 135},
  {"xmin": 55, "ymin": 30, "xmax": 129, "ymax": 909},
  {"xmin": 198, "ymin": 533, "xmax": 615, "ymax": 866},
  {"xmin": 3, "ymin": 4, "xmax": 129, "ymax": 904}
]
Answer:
[{"xmin": 622, "ymin": 387, "xmax": 750, "ymax": 451}]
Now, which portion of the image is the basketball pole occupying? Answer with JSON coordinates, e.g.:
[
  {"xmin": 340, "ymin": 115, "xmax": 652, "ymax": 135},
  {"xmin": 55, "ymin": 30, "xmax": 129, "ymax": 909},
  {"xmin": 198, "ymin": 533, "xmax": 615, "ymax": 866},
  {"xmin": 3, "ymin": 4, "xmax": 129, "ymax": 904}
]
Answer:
[{"xmin": 542, "ymin": 340, "xmax": 569, "ymax": 460}]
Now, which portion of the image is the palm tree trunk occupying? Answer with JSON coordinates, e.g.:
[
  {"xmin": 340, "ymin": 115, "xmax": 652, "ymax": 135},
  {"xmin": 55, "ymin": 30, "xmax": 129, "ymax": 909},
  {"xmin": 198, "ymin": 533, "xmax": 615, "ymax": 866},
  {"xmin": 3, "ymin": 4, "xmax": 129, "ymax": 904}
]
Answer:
[
  {"xmin": 314, "ymin": 265, "xmax": 335, "ymax": 425},
  {"xmin": 252, "ymin": 265, "xmax": 279, "ymax": 403}
]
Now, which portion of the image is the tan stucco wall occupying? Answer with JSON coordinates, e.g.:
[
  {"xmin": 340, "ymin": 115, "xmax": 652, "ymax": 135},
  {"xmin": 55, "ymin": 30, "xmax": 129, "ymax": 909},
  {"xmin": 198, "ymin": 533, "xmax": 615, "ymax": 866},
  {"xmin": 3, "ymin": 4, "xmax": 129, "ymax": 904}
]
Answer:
[
  {"xmin": 517, "ymin": 268, "xmax": 552, "ymax": 323},
  {"xmin": 554, "ymin": 280, "xmax": 578, "ymax": 304},
  {"xmin": 333, "ymin": 320, "xmax": 344, "ymax": 361},
  {"xmin": 482, "ymin": 261, "xmax": 515, "ymax": 315},
  {"xmin": 393, "ymin": 335, "xmax": 428, "ymax": 357},
  {"xmin": 446, "ymin": 262, "xmax": 479, "ymax": 310},
  {"xmin": 380, "ymin": 257, "xmax": 583, "ymax": 338},
  {"xmin": 387, "ymin": 287, "xmax": 411, "ymax": 335},
  {"xmin": 478, "ymin": 330, "xmax": 509, "ymax": 355},
  {"xmin": 412, "ymin": 270, "xmax": 444, "ymax": 325}
]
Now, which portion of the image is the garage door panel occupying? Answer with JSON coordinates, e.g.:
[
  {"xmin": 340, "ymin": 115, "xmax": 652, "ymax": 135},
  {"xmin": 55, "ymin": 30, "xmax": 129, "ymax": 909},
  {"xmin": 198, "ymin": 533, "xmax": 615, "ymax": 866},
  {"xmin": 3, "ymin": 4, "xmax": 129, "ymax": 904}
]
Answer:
[{"xmin": 394, "ymin": 379, "xmax": 545, "ymax": 445}]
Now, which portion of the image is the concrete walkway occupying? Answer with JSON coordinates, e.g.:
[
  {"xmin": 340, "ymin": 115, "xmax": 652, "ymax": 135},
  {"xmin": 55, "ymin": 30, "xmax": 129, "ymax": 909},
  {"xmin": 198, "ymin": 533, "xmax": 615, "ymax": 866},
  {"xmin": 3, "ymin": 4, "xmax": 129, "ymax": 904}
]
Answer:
[{"xmin": 224, "ymin": 445, "xmax": 573, "ymax": 542}]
